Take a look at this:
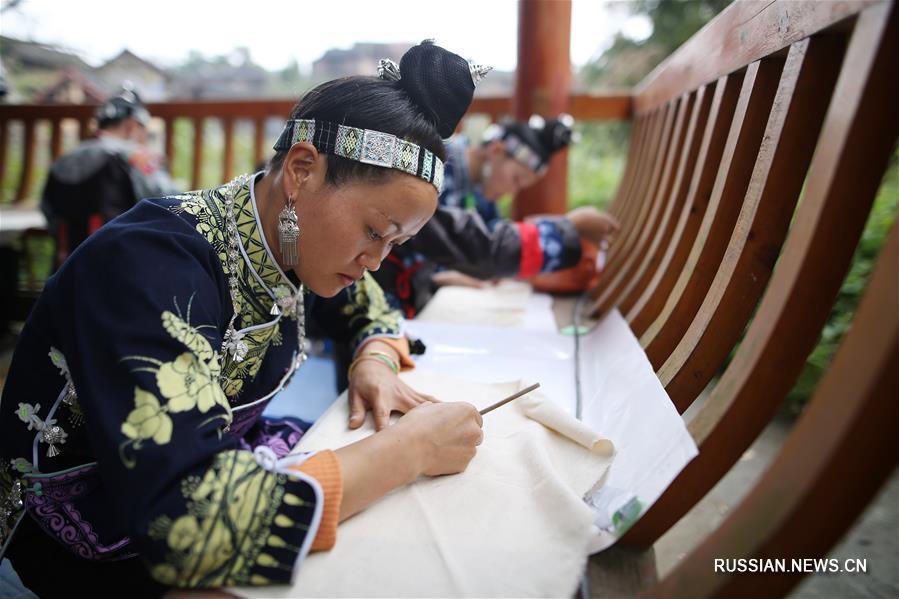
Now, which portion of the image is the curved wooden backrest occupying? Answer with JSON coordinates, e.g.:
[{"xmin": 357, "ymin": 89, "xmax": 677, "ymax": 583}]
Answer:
[
  {"xmin": 591, "ymin": 0, "xmax": 898, "ymax": 579},
  {"xmin": 646, "ymin": 215, "xmax": 899, "ymax": 599}
]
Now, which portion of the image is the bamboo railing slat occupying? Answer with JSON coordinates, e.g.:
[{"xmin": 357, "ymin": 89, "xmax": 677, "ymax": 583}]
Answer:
[
  {"xmin": 618, "ymin": 85, "xmax": 712, "ymax": 316},
  {"xmin": 660, "ymin": 34, "xmax": 847, "ymax": 409},
  {"xmin": 639, "ymin": 57, "xmax": 784, "ymax": 370},
  {"xmin": 627, "ymin": 74, "xmax": 742, "ymax": 336}
]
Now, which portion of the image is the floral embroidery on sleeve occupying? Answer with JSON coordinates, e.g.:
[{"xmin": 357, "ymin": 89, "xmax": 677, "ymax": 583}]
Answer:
[
  {"xmin": 119, "ymin": 300, "xmax": 231, "ymax": 468},
  {"xmin": 145, "ymin": 450, "xmax": 315, "ymax": 587}
]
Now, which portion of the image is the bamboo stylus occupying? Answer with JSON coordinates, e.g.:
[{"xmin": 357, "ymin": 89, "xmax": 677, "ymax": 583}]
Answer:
[{"xmin": 478, "ymin": 382, "xmax": 541, "ymax": 415}]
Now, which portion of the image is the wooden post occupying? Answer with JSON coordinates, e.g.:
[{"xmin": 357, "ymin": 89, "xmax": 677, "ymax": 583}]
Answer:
[
  {"xmin": 164, "ymin": 117, "xmax": 175, "ymax": 169},
  {"xmin": 192, "ymin": 117, "xmax": 204, "ymax": 190},
  {"xmin": 511, "ymin": 0, "xmax": 572, "ymax": 219},
  {"xmin": 15, "ymin": 119, "xmax": 36, "ymax": 203},
  {"xmin": 254, "ymin": 117, "xmax": 266, "ymax": 168},
  {"xmin": 222, "ymin": 117, "xmax": 235, "ymax": 181}
]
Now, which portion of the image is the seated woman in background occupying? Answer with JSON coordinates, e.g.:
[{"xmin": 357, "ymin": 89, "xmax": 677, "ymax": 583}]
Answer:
[
  {"xmin": 375, "ymin": 114, "xmax": 621, "ymax": 318},
  {"xmin": 0, "ymin": 41, "xmax": 484, "ymax": 597},
  {"xmin": 41, "ymin": 85, "xmax": 180, "ymax": 268}
]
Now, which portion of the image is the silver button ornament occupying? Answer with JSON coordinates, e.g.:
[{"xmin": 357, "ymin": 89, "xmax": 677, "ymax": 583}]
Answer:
[{"xmin": 41, "ymin": 422, "xmax": 67, "ymax": 458}]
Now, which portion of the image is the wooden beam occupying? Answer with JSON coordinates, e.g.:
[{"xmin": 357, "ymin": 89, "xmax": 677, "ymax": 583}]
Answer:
[{"xmin": 511, "ymin": 0, "xmax": 573, "ymax": 218}]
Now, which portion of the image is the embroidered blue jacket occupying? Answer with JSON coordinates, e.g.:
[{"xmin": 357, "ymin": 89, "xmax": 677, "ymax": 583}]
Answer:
[{"xmin": 0, "ymin": 174, "xmax": 404, "ymax": 590}]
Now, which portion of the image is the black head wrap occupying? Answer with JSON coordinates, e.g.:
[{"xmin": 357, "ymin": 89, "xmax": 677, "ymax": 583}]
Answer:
[
  {"xmin": 397, "ymin": 41, "xmax": 476, "ymax": 139},
  {"xmin": 96, "ymin": 86, "xmax": 150, "ymax": 129},
  {"xmin": 486, "ymin": 115, "xmax": 576, "ymax": 172}
]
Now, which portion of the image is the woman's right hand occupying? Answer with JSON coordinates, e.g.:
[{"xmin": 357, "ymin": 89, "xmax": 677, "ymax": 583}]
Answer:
[
  {"xmin": 334, "ymin": 400, "xmax": 484, "ymax": 520},
  {"xmin": 394, "ymin": 402, "xmax": 484, "ymax": 476}
]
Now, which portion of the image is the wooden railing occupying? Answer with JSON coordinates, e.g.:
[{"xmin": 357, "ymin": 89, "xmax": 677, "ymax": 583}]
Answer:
[
  {"xmin": 587, "ymin": 0, "xmax": 897, "ymax": 595},
  {"xmin": 0, "ymin": 94, "xmax": 631, "ymax": 204}
]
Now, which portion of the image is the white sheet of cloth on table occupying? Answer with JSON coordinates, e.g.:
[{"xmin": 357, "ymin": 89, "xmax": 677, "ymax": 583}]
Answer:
[
  {"xmin": 404, "ymin": 307, "xmax": 698, "ymax": 550},
  {"xmin": 417, "ymin": 281, "xmax": 557, "ymax": 331},
  {"xmin": 233, "ymin": 368, "xmax": 614, "ymax": 598}
]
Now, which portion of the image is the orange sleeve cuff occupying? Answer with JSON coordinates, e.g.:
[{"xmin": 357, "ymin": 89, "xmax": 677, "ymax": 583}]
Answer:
[
  {"xmin": 358, "ymin": 336, "xmax": 415, "ymax": 370},
  {"xmin": 290, "ymin": 450, "xmax": 343, "ymax": 551}
]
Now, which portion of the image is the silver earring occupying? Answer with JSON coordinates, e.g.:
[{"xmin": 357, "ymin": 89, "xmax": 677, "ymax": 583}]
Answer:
[{"xmin": 278, "ymin": 196, "xmax": 300, "ymax": 267}]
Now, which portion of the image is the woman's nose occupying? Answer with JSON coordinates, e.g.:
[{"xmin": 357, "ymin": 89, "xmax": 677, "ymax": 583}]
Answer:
[{"xmin": 357, "ymin": 251, "xmax": 381, "ymax": 273}]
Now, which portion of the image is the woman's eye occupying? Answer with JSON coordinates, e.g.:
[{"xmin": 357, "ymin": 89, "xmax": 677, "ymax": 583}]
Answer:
[{"xmin": 368, "ymin": 228, "xmax": 383, "ymax": 242}]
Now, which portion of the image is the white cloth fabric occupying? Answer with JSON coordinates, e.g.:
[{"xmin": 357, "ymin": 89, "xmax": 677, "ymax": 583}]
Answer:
[
  {"xmin": 416, "ymin": 281, "xmax": 533, "ymax": 327},
  {"xmin": 234, "ymin": 369, "xmax": 614, "ymax": 598},
  {"xmin": 405, "ymin": 310, "xmax": 699, "ymax": 549}
]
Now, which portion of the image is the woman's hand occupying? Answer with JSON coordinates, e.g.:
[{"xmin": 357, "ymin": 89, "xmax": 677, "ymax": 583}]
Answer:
[
  {"xmin": 394, "ymin": 401, "xmax": 484, "ymax": 476},
  {"xmin": 566, "ymin": 206, "xmax": 620, "ymax": 246},
  {"xmin": 334, "ymin": 400, "xmax": 483, "ymax": 519},
  {"xmin": 348, "ymin": 359, "xmax": 438, "ymax": 431}
]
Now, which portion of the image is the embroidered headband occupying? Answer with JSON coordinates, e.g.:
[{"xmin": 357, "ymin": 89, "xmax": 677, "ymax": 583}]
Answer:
[
  {"xmin": 497, "ymin": 131, "xmax": 547, "ymax": 174},
  {"xmin": 483, "ymin": 114, "xmax": 577, "ymax": 175},
  {"xmin": 272, "ymin": 119, "xmax": 445, "ymax": 192}
]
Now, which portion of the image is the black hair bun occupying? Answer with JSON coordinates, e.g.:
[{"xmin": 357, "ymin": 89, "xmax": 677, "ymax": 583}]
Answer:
[
  {"xmin": 398, "ymin": 41, "xmax": 475, "ymax": 138},
  {"xmin": 538, "ymin": 117, "xmax": 575, "ymax": 155},
  {"xmin": 502, "ymin": 115, "xmax": 575, "ymax": 161}
]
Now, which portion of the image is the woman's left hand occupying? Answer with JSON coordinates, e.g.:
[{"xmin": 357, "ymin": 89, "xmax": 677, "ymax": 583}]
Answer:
[
  {"xmin": 565, "ymin": 206, "xmax": 621, "ymax": 246},
  {"xmin": 348, "ymin": 360, "xmax": 438, "ymax": 431}
]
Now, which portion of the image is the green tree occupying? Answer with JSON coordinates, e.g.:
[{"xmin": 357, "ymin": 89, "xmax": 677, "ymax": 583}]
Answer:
[
  {"xmin": 580, "ymin": 0, "xmax": 732, "ymax": 88},
  {"xmin": 570, "ymin": 1, "xmax": 732, "ymax": 209}
]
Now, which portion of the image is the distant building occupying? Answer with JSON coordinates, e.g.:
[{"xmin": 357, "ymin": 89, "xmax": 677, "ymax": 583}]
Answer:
[
  {"xmin": 0, "ymin": 36, "xmax": 516, "ymax": 105},
  {"xmin": 167, "ymin": 49, "xmax": 269, "ymax": 99},
  {"xmin": 472, "ymin": 69, "xmax": 514, "ymax": 97},
  {"xmin": 0, "ymin": 35, "xmax": 89, "ymax": 72},
  {"xmin": 33, "ymin": 67, "xmax": 106, "ymax": 104},
  {"xmin": 0, "ymin": 35, "xmax": 91, "ymax": 102},
  {"xmin": 311, "ymin": 41, "xmax": 514, "ymax": 98},
  {"xmin": 94, "ymin": 50, "xmax": 169, "ymax": 101},
  {"xmin": 312, "ymin": 42, "xmax": 412, "ymax": 80}
]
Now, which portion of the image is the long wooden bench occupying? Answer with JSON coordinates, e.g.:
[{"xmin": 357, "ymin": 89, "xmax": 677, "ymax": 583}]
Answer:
[{"xmin": 588, "ymin": 0, "xmax": 897, "ymax": 595}]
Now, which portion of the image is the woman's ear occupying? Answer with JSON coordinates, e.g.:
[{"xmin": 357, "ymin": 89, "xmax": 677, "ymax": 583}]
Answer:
[{"xmin": 280, "ymin": 143, "xmax": 325, "ymax": 199}]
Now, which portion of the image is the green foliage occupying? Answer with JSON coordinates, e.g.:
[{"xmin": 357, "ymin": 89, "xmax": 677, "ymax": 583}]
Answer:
[
  {"xmin": 1, "ymin": 122, "xmax": 53, "ymax": 204},
  {"xmin": 568, "ymin": 0, "xmax": 728, "ymax": 213},
  {"xmin": 786, "ymin": 147, "xmax": 899, "ymax": 413},
  {"xmin": 167, "ymin": 120, "xmax": 267, "ymax": 191},
  {"xmin": 169, "ymin": 118, "xmax": 194, "ymax": 187},
  {"xmin": 568, "ymin": 122, "xmax": 631, "ymax": 211},
  {"xmin": 632, "ymin": 0, "xmax": 732, "ymax": 55},
  {"xmin": 580, "ymin": 0, "xmax": 732, "ymax": 88}
]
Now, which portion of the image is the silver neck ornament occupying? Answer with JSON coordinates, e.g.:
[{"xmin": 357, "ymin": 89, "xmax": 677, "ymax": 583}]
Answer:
[{"xmin": 219, "ymin": 175, "xmax": 307, "ymax": 370}]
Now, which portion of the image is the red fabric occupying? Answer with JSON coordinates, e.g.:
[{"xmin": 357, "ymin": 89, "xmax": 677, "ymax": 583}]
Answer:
[
  {"xmin": 386, "ymin": 253, "xmax": 424, "ymax": 318},
  {"xmin": 516, "ymin": 222, "xmax": 543, "ymax": 279},
  {"xmin": 56, "ymin": 222, "xmax": 70, "ymax": 268},
  {"xmin": 88, "ymin": 213, "xmax": 104, "ymax": 234}
]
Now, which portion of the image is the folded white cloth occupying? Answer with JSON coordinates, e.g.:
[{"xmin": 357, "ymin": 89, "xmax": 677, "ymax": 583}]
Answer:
[
  {"xmin": 234, "ymin": 369, "xmax": 614, "ymax": 598},
  {"xmin": 518, "ymin": 393, "xmax": 615, "ymax": 455}
]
